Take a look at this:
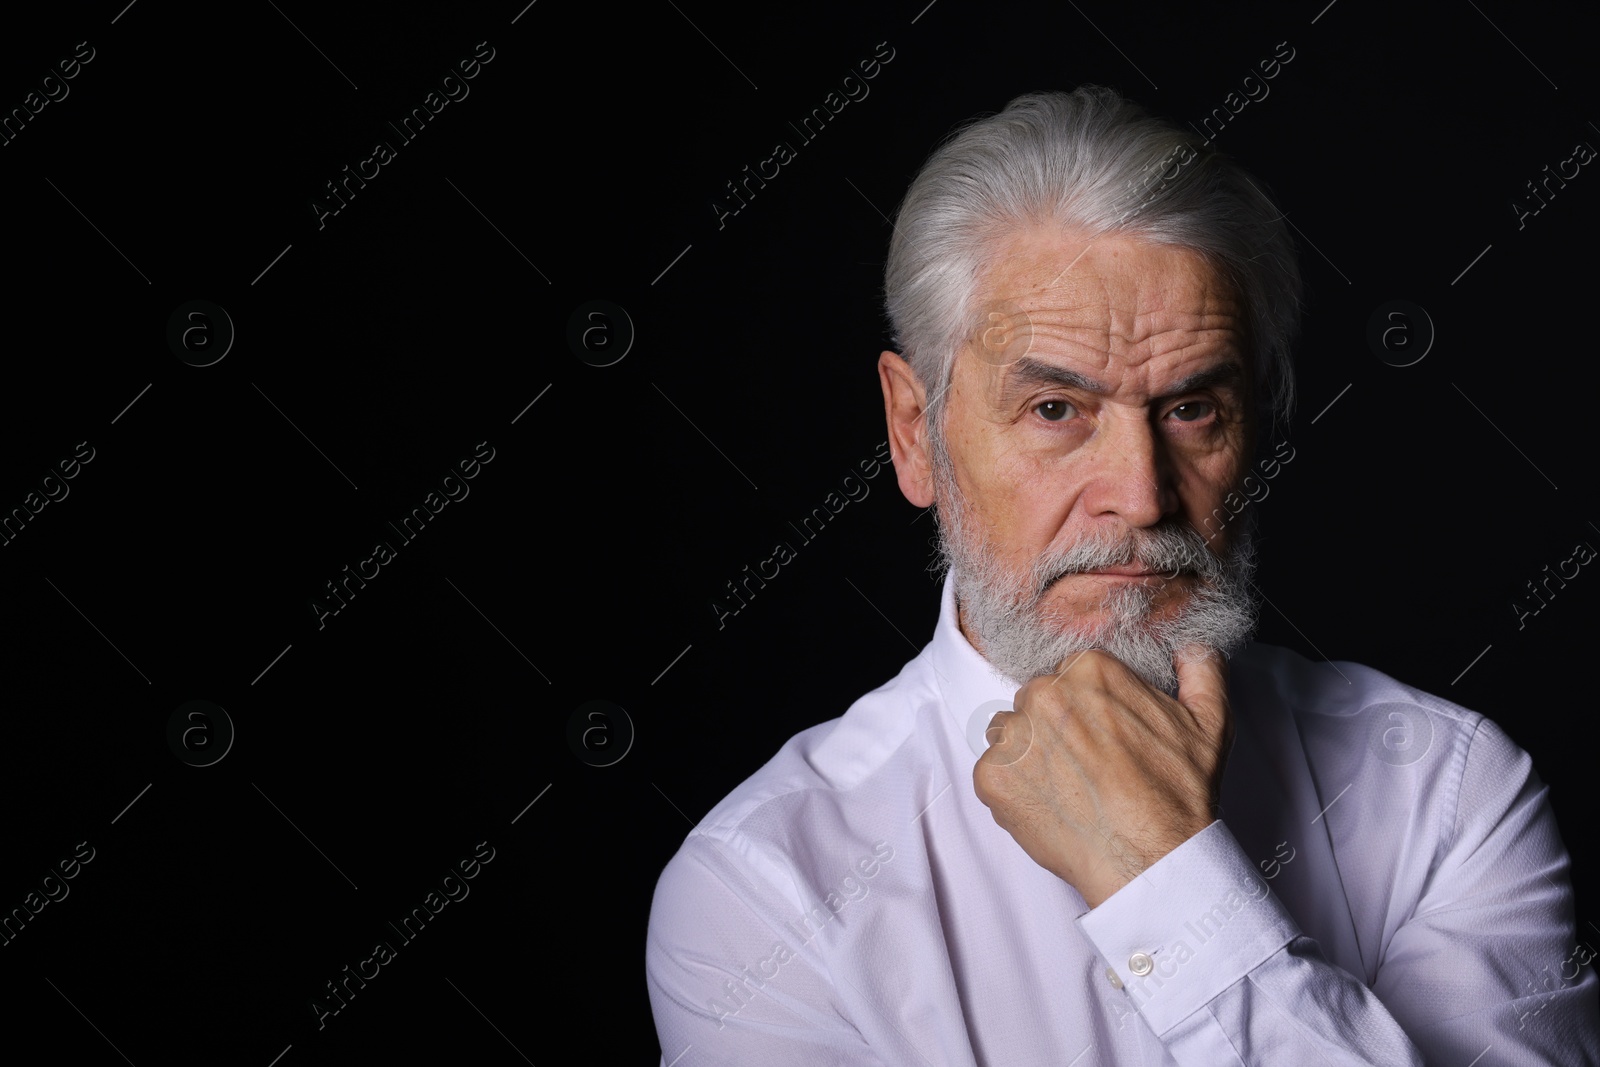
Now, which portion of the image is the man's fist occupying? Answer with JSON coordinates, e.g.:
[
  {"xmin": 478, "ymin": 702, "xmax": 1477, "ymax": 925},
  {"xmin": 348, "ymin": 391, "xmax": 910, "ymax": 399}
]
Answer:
[{"xmin": 972, "ymin": 645, "xmax": 1233, "ymax": 909}]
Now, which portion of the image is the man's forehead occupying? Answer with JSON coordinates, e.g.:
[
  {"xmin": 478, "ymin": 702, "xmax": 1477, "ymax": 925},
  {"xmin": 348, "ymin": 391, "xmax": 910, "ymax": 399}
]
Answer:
[
  {"xmin": 961, "ymin": 224, "xmax": 1246, "ymax": 388},
  {"xmin": 974, "ymin": 227, "xmax": 1241, "ymax": 330},
  {"xmin": 966, "ymin": 229, "xmax": 1246, "ymax": 384}
]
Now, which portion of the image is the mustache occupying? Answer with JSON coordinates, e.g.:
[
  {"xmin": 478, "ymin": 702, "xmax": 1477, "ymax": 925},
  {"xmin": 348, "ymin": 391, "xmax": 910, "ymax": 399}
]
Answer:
[{"xmin": 1031, "ymin": 523, "xmax": 1225, "ymax": 593}]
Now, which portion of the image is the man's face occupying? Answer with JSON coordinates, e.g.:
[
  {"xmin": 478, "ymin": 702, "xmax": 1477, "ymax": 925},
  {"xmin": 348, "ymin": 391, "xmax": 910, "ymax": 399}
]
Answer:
[{"xmin": 881, "ymin": 225, "xmax": 1262, "ymax": 692}]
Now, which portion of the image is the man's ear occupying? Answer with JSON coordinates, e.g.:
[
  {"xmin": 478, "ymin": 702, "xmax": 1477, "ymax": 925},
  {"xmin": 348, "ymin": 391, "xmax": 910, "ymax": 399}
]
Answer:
[{"xmin": 878, "ymin": 350, "xmax": 936, "ymax": 509}]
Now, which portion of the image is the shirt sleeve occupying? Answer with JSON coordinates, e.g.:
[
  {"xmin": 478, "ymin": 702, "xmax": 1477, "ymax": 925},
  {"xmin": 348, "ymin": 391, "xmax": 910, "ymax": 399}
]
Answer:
[
  {"xmin": 1376, "ymin": 717, "xmax": 1600, "ymax": 1064},
  {"xmin": 1078, "ymin": 718, "xmax": 1600, "ymax": 1066},
  {"xmin": 645, "ymin": 830, "xmax": 889, "ymax": 1067}
]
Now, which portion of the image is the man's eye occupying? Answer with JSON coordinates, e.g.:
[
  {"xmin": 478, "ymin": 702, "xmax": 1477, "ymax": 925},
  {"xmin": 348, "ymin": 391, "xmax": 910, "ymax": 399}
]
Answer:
[
  {"xmin": 1036, "ymin": 400, "xmax": 1076, "ymax": 422},
  {"xmin": 1169, "ymin": 401, "xmax": 1214, "ymax": 422}
]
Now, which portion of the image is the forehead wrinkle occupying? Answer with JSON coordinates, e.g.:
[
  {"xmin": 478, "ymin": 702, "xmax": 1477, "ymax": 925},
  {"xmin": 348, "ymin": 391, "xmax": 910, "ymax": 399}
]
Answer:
[
  {"xmin": 992, "ymin": 272, "xmax": 1238, "ymax": 363},
  {"xmin": 1008, "ymin": 304, "xmax": 1241, "ymax": 379},
  {"xmin": 971, "ymin": 229, "xmax": 1246, "ymax": 381}
]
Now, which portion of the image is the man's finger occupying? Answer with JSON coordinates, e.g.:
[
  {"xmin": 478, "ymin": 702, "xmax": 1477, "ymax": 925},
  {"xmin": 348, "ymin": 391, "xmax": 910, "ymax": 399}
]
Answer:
[
  {"xmin": 1174, "ymin": 644, "xmax": 1229, "ymax": 738},
  {"xmin": 1049, "ymin": 648, "xmax": 1094, "ymax": 685},
  {"xmin": 984, "ymin": 710, "xmax": 1015, "ymax": 749},
  {"xmin": 980, "ymin": 708, "xmax": 1034, "ymax": 766}
]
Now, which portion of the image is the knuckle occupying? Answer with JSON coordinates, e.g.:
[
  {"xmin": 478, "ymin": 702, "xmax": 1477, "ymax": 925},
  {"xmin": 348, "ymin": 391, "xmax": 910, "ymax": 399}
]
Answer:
[{"xmin": 1078, "ymin": 649, "xmax": 1115, "ymax": 677}]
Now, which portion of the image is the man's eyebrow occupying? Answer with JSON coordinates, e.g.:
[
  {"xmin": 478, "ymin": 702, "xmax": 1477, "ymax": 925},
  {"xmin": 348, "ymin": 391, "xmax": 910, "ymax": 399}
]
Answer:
[
  {"xmin": 996, "ymin": 357, "xmax": 1246, "ymax": 402},
  {"xmin": 1160, "ymin": 362, "xmax": 1245, "ymax": 399},
  {"xmin": 997, "ymin": 358, "xmax": 1108, "ymax": 401}
]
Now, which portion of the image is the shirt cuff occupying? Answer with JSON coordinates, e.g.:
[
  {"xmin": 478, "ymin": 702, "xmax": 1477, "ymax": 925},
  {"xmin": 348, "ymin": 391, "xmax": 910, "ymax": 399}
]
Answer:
[{"xmin": 1076, "ymin": 820, "xmax": 1301, "ymax": 1036}]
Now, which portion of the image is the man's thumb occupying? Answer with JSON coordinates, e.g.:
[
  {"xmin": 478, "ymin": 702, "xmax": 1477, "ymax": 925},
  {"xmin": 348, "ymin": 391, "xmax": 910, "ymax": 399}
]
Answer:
[{"xmin": 1175, "ymin": 644, "xmax": 1229, "ymax": 733}]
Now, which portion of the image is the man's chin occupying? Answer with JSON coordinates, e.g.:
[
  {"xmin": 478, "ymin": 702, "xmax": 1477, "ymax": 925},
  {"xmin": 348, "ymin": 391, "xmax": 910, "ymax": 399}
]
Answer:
[
  {"xmin": 980, "ymin": 633, "xmax": 1184, "ymax": 695},
  {"xmin": 972, "ymin": 591, "xmax": 1252, "ymax": 695}
]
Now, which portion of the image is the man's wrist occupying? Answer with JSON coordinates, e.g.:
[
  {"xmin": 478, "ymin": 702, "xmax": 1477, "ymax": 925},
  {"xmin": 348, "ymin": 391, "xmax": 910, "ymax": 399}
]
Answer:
[
  {"xmin": 1077, "ymin": 821, "xmax": 1301, "ymax": 1035},
  {"xmin": 1082, "ymin": 816, "xmax": 1218, "ymax": 909}
]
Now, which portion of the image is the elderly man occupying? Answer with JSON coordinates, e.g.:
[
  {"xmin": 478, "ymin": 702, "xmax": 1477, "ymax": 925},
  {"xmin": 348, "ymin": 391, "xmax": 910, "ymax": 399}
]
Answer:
[{"xmin": 645, "ymin": 87, "xmax": 1600, "ymax": 1064}]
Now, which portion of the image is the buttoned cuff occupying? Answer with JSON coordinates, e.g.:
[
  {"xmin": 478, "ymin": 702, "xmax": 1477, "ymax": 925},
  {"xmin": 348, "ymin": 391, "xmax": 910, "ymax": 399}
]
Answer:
[{"xmin": 1076, "ymin": 820, "xmax": 1301, "ymax": 1036}]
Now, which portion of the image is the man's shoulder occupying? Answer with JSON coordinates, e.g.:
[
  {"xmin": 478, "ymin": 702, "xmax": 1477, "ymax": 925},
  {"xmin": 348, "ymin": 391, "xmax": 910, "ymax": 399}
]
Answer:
[
  {"xmin": 1230, "ymin": 641, "xmax": 1532, "ymax": 817},
  {"xmin": 655, "ymin": 649, "xmax": 943, "ymax": 879},
  {"xmin": 1233, "ymin": 639, "xmax": 1487, "ymax": 732}
]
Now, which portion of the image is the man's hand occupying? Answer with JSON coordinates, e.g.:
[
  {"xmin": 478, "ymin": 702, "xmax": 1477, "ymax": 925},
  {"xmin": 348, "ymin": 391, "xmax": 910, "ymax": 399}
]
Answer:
[{"xmin": 972, "ymin": 645, "xmax": 1233, "ymax": 909}]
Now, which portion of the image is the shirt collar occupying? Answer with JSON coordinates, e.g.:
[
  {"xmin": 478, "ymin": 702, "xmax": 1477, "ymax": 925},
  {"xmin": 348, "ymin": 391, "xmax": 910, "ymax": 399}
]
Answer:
[{"xmin": 927, "ymin": 568, "xmax": 1026, "ymax": 766}]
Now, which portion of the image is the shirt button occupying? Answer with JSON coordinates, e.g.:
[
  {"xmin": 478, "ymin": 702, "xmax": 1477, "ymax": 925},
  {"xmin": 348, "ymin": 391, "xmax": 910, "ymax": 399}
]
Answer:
[
  {"xmin": 1129, "ymin": 952, "xmax": 1154, "ymax": 976},
  {"xmin": 1105, "ymin": 967, "xmax": 1123, "ymax": 990}
]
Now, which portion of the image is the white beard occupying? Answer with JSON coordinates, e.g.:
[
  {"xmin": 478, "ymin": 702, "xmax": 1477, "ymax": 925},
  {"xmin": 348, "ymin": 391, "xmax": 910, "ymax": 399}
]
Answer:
[{"xmin": 931, "ymin": 456, "xmax": 1261, "ymax": 694}]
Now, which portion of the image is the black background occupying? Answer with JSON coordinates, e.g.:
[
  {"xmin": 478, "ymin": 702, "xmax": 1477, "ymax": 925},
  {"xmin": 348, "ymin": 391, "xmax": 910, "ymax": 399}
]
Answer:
[{"xmin": 0, "ymin": 0, "xmax": 1595, "ymax": 1063}]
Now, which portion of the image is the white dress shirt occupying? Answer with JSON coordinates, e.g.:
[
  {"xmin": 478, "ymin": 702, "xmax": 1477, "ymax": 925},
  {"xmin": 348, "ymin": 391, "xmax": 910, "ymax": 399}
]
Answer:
[{"xmin": 646, "ymin": 572, "xmax": 1600, "ymax": 1065}]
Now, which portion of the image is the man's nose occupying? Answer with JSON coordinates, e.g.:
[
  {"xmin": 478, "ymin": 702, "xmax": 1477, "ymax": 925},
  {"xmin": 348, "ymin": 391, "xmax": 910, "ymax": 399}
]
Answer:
[{"xmin": 1079, "ymin": 416, "xmax": 1177, "ymax": 528}]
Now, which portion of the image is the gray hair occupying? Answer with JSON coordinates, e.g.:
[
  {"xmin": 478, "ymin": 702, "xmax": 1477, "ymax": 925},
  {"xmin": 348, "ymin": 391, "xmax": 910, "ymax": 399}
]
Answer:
[{"xmin": 883, "ymin": 86, "xmax": 1303, "ymax": 455}]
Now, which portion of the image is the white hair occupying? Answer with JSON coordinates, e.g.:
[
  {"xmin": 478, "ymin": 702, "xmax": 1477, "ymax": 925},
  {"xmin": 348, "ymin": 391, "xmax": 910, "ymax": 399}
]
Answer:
[{"xmin": 883, "ymin": 86, "xmax": 1304, "ymax": 452}]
